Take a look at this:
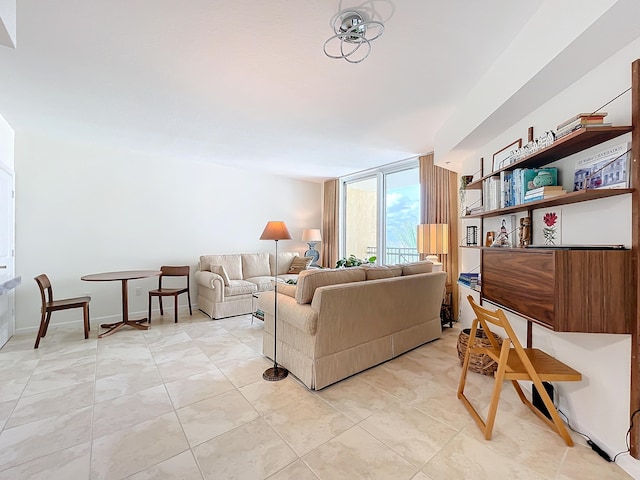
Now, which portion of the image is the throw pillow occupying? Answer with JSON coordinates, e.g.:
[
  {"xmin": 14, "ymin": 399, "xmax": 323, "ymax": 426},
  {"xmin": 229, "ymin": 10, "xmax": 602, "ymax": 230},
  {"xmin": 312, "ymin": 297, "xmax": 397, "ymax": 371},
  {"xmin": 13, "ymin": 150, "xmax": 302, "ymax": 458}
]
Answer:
[
  {"xmin": 402, "ymin": 261, "xmax": 434, "ymax": 276},
  {"xmin": 288, "ymin": 256, "xmax": 312, "ymax": 274},
  {"xmin": 210, "ymin": 264, "xmax": 231, "ymax": 286}
]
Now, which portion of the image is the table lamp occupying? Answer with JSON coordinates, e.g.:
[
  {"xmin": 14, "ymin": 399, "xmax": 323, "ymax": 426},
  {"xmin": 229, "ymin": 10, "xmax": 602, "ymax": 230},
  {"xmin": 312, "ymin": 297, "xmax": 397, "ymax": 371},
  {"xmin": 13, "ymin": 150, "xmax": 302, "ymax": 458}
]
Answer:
[
  {"xmin": 301, "ymin": 228, "xmax": 322, "ymax": 267},
  {"xmin": 417, "ymin": 224, "xmax": 449, "ymax": 268},
  {"xmin": 260, "ymin": 220, "xmax": 292, "ymax": 381}
]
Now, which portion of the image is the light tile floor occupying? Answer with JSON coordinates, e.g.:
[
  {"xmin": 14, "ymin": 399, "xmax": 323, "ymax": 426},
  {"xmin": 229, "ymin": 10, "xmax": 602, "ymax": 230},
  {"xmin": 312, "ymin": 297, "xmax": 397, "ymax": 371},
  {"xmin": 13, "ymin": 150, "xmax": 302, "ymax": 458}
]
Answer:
[{"xmin": 0, "ymin": 310, "xmax": 632, "ymax": 480}]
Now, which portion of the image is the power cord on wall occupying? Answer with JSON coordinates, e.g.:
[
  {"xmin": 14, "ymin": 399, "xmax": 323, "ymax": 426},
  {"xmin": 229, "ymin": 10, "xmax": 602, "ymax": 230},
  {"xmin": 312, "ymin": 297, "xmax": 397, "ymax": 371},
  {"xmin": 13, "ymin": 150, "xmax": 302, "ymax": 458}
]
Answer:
[
  {"xmin": 610, "ymin": 409, "xmax": 640, "ymax": 463},
  {"xmin": 557, "ymin": 407, "xmax": 640, "ymax": 463}
]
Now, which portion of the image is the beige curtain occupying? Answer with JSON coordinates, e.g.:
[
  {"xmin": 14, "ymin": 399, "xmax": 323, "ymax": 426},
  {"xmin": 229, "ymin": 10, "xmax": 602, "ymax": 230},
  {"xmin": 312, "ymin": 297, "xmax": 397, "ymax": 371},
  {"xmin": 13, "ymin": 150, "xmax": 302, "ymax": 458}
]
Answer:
[
  {"xmin": 322, "ymin": 179, "xmax": 340, "ymax": 268},
  {"xmin": 419, "ymin": 153, "xmax": 459, "ymax": 320}
]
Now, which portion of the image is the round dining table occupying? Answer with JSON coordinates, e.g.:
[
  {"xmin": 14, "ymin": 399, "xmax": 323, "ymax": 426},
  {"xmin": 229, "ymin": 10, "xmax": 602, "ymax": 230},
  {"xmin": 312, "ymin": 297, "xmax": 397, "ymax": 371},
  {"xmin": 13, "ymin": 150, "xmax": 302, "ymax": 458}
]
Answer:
[{"xmin": 81, "ymin": 270, "xmax": 162, "ymax": 338}]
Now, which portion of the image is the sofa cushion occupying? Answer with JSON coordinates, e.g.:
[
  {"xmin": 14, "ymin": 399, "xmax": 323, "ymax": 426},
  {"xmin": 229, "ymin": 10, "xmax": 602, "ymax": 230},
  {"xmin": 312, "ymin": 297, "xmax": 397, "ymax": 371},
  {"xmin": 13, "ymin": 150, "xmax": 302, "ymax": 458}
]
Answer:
[
  {"xmin": 224, "ymin": 280, "xmax": 257, "ymax": 296},
  {"xmin": 210, "ymin": 264, "xmax": 231, "ymax": 286},
  {"xmin": 288, "ymin": 256, "xmax": 312, "ymax": 274},
  {"xmin": 242, "ymin": 253, "xmax": 271, "ymax": 278},
  {"xmin": 200, "ymin": 254, "xmax": 243, "ymax": 280},
  {"xmin": 270, "ymin": 252, "xmax": 299, "ymax": 275},
  {"xmin": 295, "ymin": 267, "xmax": 366, "ymax": 305},
  {"xmin": 402, "ymin": 261, "xmax": 434, "ymax": 276},
  {"xmin": 246, "ymin": 276, "xmax": 274, "ymax": 292},
  {"xmin": 361, "ymin": 265, "xmax": 403, "ymax": 280}
]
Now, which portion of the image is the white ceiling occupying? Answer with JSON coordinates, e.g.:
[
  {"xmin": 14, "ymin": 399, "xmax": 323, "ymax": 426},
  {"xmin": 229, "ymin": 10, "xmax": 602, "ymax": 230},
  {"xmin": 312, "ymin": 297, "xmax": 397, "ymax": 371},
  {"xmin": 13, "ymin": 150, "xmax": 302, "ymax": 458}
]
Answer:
[{"xmin": 0, "ymin": 0, "xmax": 601, "ymax": 183}]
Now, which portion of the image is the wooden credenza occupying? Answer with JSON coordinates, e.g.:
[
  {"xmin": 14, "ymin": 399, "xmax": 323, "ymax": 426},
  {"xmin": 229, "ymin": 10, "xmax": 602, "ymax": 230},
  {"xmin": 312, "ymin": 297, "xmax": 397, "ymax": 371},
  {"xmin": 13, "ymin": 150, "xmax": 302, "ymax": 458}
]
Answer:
[{"xmin": 482, "ymin": 248, "xmax": 633, "ymax": 334}]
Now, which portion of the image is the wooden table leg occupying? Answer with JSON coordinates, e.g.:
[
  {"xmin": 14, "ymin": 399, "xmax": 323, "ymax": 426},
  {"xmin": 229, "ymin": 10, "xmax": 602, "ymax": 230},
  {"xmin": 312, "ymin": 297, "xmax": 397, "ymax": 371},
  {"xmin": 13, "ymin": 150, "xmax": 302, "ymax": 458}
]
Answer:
[{"xmin": 99, "ymin": 279, "xmax": 149, "ymax": 337}]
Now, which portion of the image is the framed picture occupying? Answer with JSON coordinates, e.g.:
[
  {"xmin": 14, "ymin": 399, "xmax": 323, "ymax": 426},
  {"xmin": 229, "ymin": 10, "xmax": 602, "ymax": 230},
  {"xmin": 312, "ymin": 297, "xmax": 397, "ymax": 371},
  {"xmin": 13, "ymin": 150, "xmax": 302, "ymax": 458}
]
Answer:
[
  {"xmin": 492, "ymin": 139, "xmax": 522, "ymax": 172},
  {"xmin": 573, "ymin": 142, "xmax": 631, "ymax": 191},
  {"xmin": 533, "ymin": 209, "xmax": 562, "ymax": 245}
]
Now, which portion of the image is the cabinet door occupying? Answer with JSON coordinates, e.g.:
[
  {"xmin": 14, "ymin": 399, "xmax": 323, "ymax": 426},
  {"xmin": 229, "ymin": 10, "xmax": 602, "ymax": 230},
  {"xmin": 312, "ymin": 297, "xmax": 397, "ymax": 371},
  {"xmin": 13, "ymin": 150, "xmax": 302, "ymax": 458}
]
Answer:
[{"xmin": 482, "ymin": 250, "xmax": 555, "ymax": 328}]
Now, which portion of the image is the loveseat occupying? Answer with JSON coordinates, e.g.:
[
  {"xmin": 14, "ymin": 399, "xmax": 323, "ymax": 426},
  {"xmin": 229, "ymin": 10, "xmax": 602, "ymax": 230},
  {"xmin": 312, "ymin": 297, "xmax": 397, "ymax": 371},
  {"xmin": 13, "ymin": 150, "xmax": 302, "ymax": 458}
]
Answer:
[
  {"xmin": 195, "ymin": 252, "xmax": 306, "ymax": 319},
  {"xmin": 258, "ymin": 261, "xmax": 446, "ymax": 390}
]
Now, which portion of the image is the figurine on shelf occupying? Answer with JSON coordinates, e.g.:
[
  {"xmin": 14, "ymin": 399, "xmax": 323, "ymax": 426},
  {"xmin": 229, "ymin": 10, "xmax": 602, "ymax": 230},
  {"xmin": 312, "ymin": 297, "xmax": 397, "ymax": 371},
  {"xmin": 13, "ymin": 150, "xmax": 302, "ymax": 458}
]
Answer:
[
  {"xmin": 493, "ymin": 219, "xmax": 511, "ymax": 247},
  {"xmin": 485, "ymin": 231, "xmax": 495, "ymax": 247},
  {"xmin": 519, "ymin": 216, "xmax": 532, "ymax": 247}
]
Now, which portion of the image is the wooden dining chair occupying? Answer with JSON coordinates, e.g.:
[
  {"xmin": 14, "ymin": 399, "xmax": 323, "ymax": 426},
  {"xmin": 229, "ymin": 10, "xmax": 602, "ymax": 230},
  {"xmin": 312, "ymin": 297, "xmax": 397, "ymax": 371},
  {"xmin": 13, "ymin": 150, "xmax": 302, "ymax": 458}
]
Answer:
[
  {"xmin": 148, "ymin": 266, "xmax": 192, "ymax": 323},
  {"xmin": 34, "ymin": 274, "xmax": 91, "ymax": 349},
  {"xmin": 457, "ymin": 295, "xmax": 582, "ymax": 446}
]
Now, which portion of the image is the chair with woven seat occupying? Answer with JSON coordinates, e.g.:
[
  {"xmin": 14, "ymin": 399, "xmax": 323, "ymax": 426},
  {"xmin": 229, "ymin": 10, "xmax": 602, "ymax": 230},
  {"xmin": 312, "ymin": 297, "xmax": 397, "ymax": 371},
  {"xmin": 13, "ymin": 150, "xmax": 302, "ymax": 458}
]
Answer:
[
  {"xmin": 34, "ymin": 274, "xmax": 91, "ymax": 349},
  {"xmin": 457, "ymin": 295, "xmax": 582, "ymax": 446},
  {"xmin": 148, "ymin": 265, "xmax": 192, "ymax": 323}
]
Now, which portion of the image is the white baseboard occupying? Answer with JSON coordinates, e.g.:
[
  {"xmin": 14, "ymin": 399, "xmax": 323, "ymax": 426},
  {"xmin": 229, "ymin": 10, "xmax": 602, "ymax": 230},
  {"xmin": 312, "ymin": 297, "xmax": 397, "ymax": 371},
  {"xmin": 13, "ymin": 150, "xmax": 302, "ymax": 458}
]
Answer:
[
  {"xmin": 616, "ymin": 455, "xmax": 640, "ymax": 479},
  {"xmin": 15, "ymin": 304, "xmax": 196, "ymax": 334}
]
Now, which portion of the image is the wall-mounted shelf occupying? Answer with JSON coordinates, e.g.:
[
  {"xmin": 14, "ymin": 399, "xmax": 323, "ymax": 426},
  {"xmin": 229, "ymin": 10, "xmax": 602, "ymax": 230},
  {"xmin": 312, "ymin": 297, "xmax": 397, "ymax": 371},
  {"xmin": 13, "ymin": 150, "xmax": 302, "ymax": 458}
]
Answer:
[
  {"xmin": 466, "ymin": 125, "xmax": 633, "ymax": 190},
  {"xmin": 462, "ymin": 187, "xmax": 633, "ymax": 218}
]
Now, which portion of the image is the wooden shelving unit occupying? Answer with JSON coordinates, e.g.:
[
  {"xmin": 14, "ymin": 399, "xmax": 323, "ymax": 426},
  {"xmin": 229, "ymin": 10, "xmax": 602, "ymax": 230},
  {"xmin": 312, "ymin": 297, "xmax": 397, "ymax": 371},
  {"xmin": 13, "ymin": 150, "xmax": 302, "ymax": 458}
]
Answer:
[
  {"xmin": 459, "ymin": 59, "xmax": 640, "ymax": 458},
  {"xmin": 465, "ymin": 125, "xmax": 633, "ymax": 190}
]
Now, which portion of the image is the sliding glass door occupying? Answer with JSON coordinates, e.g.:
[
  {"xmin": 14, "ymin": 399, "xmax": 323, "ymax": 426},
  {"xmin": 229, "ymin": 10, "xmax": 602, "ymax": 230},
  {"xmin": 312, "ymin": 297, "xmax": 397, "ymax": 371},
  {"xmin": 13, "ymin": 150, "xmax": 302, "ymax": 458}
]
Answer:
[
  {"xmin": 342, "ymin": 159, "xmax": 419, "ymax": 265},
  {"xmin": 344, "ymin": 176, "xmax": 378, "ymax": 262},
  {"xmin": 384, "ymin": 167, "xmax": 420, "ymax": 264}
]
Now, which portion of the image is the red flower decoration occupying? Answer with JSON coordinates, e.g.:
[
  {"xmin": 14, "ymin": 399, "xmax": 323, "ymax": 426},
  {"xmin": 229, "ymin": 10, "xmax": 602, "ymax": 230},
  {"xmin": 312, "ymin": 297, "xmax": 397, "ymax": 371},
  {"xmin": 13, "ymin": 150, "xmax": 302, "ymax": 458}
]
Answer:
[{"xmin": 543, "ymin": 212, "xmax": 557, "ymax": 227}]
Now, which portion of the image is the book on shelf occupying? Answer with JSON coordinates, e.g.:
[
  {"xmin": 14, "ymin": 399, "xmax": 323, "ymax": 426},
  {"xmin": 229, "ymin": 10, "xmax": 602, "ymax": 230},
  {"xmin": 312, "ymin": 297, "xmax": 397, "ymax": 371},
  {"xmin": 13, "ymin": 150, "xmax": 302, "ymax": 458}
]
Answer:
[
  {"xmin": 458, "ymin": 272, "xmax": 480, "ymax": 289},
  {"xmin": 573, "ymin": 141, "xmax": 631, "ymax": 191},
  {"xmin": 512, "ymin": 167, "xmax": 558, "ymax": 204},
  {"xmin": 499, "ymin": 170, "xmax": 513, "ymax": 208},
  {"xmin": 524, "ymin": 185, "xmax": 564, "ymax": 196},
  {"xmin": 555, "ymin": 122, "xmax": 612, "ymax": 140},
  {"xmin": 482, "ymin": 176, "xmax": 501, "ymax": 211},
  {"xmin": 556, "ymin": 111, "xmax": 608, "ymax": 130},
  {"xmin": 523, "ymin": 190, "xmax": 567, "ymax": 202}
]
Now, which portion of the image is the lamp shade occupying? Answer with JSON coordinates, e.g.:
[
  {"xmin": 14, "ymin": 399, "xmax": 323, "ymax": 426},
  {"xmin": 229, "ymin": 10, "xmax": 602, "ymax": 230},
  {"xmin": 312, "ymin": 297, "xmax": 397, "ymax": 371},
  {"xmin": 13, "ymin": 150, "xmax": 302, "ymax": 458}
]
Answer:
[
  {"xmin": 301, "ymin": 228, "xmax": 322, "ymax": 242},
  {"xmin": 260, "ymin": 221, "xmax": 293, "ymax": 241},
  {"xmin": 417, "ymin": 224, "xmax": 449, "ymax": 255}
]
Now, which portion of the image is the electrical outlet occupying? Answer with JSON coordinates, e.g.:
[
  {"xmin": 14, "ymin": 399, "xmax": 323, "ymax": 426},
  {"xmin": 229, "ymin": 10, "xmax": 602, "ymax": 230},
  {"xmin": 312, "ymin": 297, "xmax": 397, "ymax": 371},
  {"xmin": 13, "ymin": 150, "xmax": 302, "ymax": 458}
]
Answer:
[{"xmin": 135, "ymin": 287, "xmax": 142, "ymax": 296}]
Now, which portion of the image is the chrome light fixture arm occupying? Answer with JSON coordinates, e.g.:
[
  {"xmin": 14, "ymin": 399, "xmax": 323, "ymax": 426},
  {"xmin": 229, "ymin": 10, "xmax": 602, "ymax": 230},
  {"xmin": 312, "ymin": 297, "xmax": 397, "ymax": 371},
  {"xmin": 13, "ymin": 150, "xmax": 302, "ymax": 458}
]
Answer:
[{"xmin": 323, "ymin": 10, "xmax": 384, "ymax": 64}]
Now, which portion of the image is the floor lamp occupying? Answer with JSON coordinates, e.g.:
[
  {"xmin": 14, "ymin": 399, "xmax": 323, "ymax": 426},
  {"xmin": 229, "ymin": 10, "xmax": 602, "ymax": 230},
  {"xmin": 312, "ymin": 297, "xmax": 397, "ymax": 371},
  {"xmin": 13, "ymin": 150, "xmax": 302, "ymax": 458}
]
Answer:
[{"xmin": 260, "ymin": 220, "xmax": 292, "ymax": 381}]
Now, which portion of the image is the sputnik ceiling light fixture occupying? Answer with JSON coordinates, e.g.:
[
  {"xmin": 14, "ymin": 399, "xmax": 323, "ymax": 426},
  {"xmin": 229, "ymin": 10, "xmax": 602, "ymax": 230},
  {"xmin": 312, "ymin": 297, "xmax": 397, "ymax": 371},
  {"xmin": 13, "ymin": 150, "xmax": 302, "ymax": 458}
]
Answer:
[{"xmin": 323, "ymin": 10, "xmax": 384, "ymax": 64}]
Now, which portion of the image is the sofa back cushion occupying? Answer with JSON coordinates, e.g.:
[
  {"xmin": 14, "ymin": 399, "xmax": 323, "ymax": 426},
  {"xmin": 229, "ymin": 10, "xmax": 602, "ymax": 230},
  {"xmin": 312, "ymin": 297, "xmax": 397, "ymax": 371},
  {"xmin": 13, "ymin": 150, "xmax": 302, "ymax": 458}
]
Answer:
[
  {"xmin": 242, "ymin": 253, "xmax": 271, "ymax": 278},
  {"xmin": 295, "ymin": 267, "xmax": 366, "ymax": 305},
  {"xmin": 402, "ymin": 260, "xmax": 434, "ymax": 276},
  {"xmin": 200, "ymin": 254, "xmax": 243, "ymax": 280},
  {"xmin": 361, "ymin": 264, "xmax": 403, "ymax": 280},
  {"xmin": 270, "ymin": 252, "xmax": 299, "ymax": 275}
]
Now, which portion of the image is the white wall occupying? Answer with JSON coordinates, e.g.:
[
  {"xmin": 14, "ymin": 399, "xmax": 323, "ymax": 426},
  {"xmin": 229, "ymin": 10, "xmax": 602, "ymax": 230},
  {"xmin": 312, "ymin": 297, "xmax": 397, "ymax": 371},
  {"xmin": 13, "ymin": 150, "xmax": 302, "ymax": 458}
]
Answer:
[
  {"xmin": 458, "ymin": 39, "xmax": 640, "ymax": 474},
  {"xmin": 0, "ymin": 113, "xmax": 13, "ymax": 169},
  {"xmin": 14, "ymin": 133, "xmax": 322, "ymax": 329}
]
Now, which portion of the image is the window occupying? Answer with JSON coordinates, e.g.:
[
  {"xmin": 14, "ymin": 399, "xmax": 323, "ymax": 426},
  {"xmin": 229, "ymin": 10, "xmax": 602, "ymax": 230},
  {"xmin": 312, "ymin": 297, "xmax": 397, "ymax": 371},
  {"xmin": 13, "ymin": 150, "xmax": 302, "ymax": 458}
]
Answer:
[{"xmin": 341, "ymin": 159, "xmax": 420, "ymax": 265}]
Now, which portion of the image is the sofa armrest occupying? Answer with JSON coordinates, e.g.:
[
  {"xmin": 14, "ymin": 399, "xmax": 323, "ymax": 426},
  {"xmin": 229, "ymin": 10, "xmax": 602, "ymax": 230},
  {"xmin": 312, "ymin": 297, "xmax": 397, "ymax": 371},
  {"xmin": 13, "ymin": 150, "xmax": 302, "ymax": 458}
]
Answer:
[{"xmin": 195, "ymin": 270, "xmax": 225, "ymax": 302}]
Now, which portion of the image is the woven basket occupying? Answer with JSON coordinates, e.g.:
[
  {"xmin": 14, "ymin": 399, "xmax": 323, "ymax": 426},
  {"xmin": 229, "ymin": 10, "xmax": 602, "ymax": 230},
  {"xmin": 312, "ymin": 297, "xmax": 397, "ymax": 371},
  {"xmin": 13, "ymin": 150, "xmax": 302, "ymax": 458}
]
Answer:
[{"xmin": 457, "ymin": 328, "xmax": 503, "ymax": 376}]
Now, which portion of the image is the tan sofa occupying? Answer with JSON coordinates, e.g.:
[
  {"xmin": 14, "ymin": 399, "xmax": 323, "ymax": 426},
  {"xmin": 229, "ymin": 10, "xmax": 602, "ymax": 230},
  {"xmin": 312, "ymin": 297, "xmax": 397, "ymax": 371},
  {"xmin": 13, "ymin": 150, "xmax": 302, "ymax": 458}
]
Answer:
[
  {"xmin": 259, "ymin": 262, "xmax": 447, "ymax": 390},
  {"xmin": 195, "ymin": 252, "xmax": 301, "ymax": 319}
]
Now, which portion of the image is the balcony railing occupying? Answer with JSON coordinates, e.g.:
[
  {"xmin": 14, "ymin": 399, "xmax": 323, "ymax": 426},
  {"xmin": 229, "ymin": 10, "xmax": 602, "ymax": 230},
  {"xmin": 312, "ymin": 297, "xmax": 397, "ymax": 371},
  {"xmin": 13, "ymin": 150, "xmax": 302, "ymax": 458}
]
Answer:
[{"xmin": 366, "ymin": 246, "xmax": 420, "ymax": 264}]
